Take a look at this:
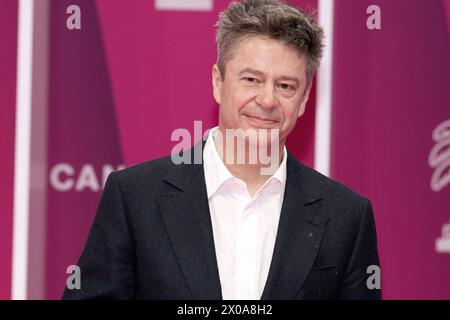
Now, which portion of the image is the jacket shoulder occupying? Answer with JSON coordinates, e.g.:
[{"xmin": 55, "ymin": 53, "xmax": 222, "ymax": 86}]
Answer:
[
  {"xmin": 110, "ymin": 154, "xmax": 177, "ymax": 192},
  {"xmin": 293, "ymin": 158, "xmax": 370, "ymax": 209}
]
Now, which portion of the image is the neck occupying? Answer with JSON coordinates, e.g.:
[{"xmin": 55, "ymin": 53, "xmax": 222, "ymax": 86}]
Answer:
[{"xmin": 213, "ymin": 128, "xmax": 284, "ymax": 195}]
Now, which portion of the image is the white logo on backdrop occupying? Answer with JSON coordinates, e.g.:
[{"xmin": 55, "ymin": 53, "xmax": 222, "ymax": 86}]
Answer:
[
  {"xmin": 428, "ymin": 119, "xmax": 450, "ymax": 192},
  {"xmin": 49, "ymin": 163, "xmax": 125, "ymax": 192},
  {"xmin": 155, "ymin": 0, "xmax": 213, "ymax": 11},
  {"xmin": 436, "ymin": 220, "xmax": 450, "ymax": 253},
  {"xmin": 429, "ymin": 120, "xmax": 450, "ymax": 254}
]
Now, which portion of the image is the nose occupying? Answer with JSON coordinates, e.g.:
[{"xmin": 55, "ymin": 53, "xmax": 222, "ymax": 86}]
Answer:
[{"xmin": 255, "ymin": 83, "xmax": 277, "ymax": 109}]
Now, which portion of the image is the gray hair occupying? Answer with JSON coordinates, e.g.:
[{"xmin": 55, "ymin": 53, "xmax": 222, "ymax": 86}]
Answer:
[{"xmin": 215, "ymin": 0, "xmax": 324, "ymax": 87}]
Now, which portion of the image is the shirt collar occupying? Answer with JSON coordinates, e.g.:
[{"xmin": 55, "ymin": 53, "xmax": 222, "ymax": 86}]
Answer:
[{"xmin": 203, "ymin": 126, "xmax": 287, "ymax": 199}]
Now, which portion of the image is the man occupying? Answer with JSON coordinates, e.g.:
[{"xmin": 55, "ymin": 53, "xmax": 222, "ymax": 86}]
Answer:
[{"xmin": 63, "ymin": 0, "xmax": 381, "ymax": 300}]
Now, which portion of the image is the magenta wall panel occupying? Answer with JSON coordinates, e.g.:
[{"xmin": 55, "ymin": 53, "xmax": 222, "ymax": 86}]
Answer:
[
  {"xmin": 331, "ymin": 0, "xmax": 450, "ymax": 299},
  {"xmin": 0, "ymin": 0, "xmax": 18, "ymax": 300},
  {"xmin": 46, "ymin": 0, "xmax": 123, "ymax": 298}
]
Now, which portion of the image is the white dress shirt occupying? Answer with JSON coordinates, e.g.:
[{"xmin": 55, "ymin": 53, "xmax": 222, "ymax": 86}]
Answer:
[{"xmin": 203, "ymin": 127, "xmax": 287, "ymax": 300}]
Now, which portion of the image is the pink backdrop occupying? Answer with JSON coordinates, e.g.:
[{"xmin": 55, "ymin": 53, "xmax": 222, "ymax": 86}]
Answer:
[
  {"xmin": 1, "ymin": 0, "xmax": 449, "ymax": 299},
  {"xmin": 0, "ymin": 0, "xmax": 18, "ymax": 300},
  {"xmin": 331, "ymin": 0, "xmax": 450, "ymax": 299}
]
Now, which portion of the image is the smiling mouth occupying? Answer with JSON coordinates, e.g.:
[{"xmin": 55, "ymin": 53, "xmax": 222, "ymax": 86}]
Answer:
[{"xmin": 244, "ymin": 114, "xmax": 278, "ymax": 123}]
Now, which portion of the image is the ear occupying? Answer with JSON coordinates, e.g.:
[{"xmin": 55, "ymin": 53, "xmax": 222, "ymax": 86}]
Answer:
[
  {"xmin": 297, "ymin": 84, "xmax": 312, "ymax": 118},
  {"xmin": 212, "ymin": 64, "xmax": 223, "ymax": 104}
]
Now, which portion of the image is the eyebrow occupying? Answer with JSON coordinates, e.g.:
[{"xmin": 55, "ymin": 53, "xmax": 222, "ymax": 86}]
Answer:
[{"xmin": 238, "ymin": 67, "xmax": 299, "ymax": 85}]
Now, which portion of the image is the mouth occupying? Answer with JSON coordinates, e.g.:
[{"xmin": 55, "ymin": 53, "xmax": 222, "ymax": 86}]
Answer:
[{"xmin": 244, "ymin": 114, "xmax": 279, "ymax": 127}]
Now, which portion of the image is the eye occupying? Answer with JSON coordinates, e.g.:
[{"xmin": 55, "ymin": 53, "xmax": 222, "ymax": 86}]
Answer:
[
  {"xmin": 243, "ymin": 77, "xmax": 259, "ymax": 83},
  {"xmin": 277, "ymin": 83, "xmax": 295, "ymax": 91}
]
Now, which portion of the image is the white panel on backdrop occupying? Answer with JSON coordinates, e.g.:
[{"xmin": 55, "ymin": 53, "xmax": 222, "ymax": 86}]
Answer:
[
  {"xmin": 155, "ymin": 0, "xmax": 213, "ymax": 11},
  {"xmin": 436, "ymin": 221, "xmax": 450, "ymax": 253},
  {"xmin": 315, "ymin": 0, "xmax": 334, "ymax": 177},
  {"xmin": 13, "ymin": 0, "xmax": 50, "ymax": 300},
  {"xmin": 12, "ymin": 0, "xmax": 34, "ymax": 301}
]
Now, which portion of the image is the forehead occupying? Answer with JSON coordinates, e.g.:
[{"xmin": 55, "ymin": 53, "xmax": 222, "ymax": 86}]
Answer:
[{"xmin": 226, "ymin": 36, "xmax": 307, "ymax": 79}]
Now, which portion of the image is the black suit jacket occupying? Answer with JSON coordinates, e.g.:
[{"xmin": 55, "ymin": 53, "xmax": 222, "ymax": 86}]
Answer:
[{"xmin": 62, "ymin": 144, "xmax": 381, "ymax": 300}]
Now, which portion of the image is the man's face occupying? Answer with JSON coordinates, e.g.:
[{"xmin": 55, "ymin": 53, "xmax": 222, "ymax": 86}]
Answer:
[{"xmin": 212, "ymin": 36, "xmax": 311, "ymax": 147}]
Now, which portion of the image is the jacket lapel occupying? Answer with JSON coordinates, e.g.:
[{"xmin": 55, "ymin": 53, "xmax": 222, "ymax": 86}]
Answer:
[
  {"xmin": 158, "ymin": 143, "xmax": 222, "ymax": 300},
  {"xmin": 260, "ymin": 155, "xmax": 329, "ymax": 300}
]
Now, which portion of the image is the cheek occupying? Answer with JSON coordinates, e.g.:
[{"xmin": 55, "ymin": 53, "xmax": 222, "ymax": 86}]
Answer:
[
  {"xmin": 278, "ymin": 103, "xmax": 302, "ymax": 138},
  {"xmin": 228, "ymin": 90, "xmax": 253, "ymax": 114},
  {"xmin": 223, "ymin": 82, "xmax": 243, "ymax": 108},
  {"xmin": 220, "ymin": 91, "xmax": 249, "ymax": 125},
  {"xmin": 280, "ymin": 103, "xmax": 300, "ymax": 125}
]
